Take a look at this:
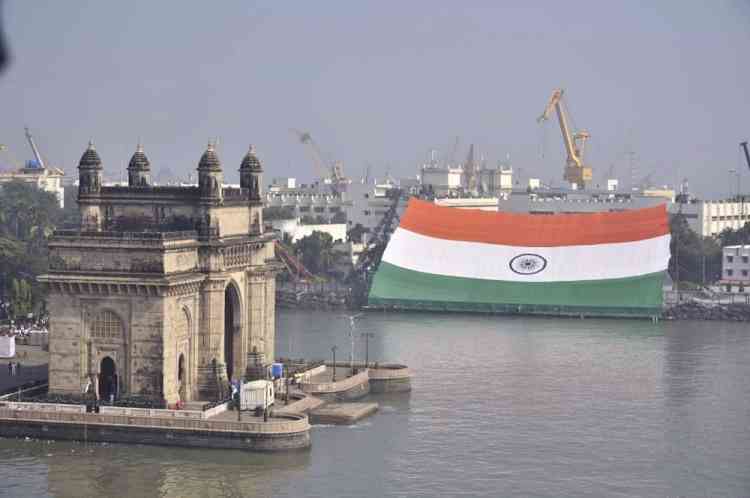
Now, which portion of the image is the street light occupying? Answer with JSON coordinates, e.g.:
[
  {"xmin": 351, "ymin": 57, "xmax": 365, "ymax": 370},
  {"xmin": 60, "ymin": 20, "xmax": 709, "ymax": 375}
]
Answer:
[
  {"xmin": 729, "ymin": 169, "xmax": 741, "ymax": 200},
  {"xmin": 729, "ymin": 169, "xmax": 743, "ymax": 229},
  {"xmin": 331, "ymin": 345, "xmax": 337, "ymax": 382},
  {"xmin": 361, "ymin": 332, "xmax": 375, "ymax": 368}
]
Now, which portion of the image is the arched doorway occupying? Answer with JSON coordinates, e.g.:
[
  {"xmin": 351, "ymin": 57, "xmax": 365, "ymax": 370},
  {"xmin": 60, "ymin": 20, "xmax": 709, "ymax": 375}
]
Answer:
[
  {"xmin": 224, "ymin": 283, "xmax": 242, "ymax": 380},
  {"xmin": 177, "ymin": 353, "xmax": 186, "ymax": 401},
  {"xmin": 99, "ymin": 356, "xmax": 117, "ymax": 402}
]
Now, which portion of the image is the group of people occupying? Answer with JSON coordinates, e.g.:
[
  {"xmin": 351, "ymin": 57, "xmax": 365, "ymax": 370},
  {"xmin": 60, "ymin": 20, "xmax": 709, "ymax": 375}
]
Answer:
[
  {"xmin": 1, "ymin": 315, "xmax": 49, "ymax": 340},
  {"xmin": 6, "ymin": 361, "xmax": 22, "ymax": 377}
]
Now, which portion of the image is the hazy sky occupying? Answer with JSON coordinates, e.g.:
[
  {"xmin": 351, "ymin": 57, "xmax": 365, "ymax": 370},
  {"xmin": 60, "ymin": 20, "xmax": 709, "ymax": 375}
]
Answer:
[{"xmin": 1, "ymin": 1, "xmax": 749, "ymax": 197}]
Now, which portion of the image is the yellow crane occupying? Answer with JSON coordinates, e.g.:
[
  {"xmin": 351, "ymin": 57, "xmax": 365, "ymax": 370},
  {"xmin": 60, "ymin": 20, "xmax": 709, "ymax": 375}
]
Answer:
[{"xmin": 537, "ymin": 89, "xmax": 593, "ymax": 189}]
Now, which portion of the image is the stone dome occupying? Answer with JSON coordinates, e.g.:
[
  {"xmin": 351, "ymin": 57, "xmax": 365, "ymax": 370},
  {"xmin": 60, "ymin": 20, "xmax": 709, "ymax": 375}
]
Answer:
[
  {"xmin": 78, "ymin": 141, "xmax": 102, "ymax": 169},
  {"xmin": 198, "ymin": 142, "xmax": 222, "ymax": 171},
  {"xmin": 240, "ymin": 145, "xmax": 262, "ymax": 172},
  {"xmin": 127, "ymin": 144, "xmax": 150, "ymax": 171}
]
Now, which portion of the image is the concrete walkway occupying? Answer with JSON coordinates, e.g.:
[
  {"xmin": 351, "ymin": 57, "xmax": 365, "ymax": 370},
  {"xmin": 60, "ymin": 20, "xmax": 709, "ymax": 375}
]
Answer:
[{"xmin": 0, "ymin": 345, "xmax": 48, "ymax": 394}]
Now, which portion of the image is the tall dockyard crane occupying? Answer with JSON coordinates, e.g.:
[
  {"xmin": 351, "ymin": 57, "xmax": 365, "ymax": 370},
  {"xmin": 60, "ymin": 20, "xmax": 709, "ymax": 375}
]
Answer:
[
  {"xmin": 24, "ymin": 127, "xmax": 46, "ymax": 169},
  {"xmin": 741, "ymin": 141, "xmax": 750, "ymax": 172},
  {"xmin": 537, "ymin": 89, "xmax": 592, "ymax": 189},
  {"xmin": 290, "ymin": 129, "xmax": 348, "ymax": 194}
]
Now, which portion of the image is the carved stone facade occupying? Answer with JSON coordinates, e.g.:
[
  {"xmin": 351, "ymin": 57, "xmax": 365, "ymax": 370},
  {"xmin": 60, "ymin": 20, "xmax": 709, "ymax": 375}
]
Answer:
[{"xmin": 40, "ymin": 142, "xmax": 280, "ymax": 404}]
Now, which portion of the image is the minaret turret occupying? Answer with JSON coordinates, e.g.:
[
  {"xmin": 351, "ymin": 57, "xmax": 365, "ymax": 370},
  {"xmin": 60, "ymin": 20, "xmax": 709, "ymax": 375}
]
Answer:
[
  {"xmin": 239, "ymin": 144, "xmax": 263, "ymax": 201},
  {"xmin": 239, "ymin": 144, "xmax": 264, "ymax": 234},
  {"xmin": 127, "ymin": 143, "xmax": 151, "ymax": 187},
  {"xmin": 77, "ymin": 141, "xmax": 103, "ymax": 230},
  {"xmin": 197, "ymin": 141, "xmax": 223, "ymax": 204}
]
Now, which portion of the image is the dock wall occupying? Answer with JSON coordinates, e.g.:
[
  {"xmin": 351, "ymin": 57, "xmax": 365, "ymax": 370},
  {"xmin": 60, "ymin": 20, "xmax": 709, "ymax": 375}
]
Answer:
[
  {"xmin": 0, "ymin": 408, "xmax": 310, "ymax": 451},
  {"xmin": 368, "ymin": 365, "xmax": 412, "ymax": 393}
]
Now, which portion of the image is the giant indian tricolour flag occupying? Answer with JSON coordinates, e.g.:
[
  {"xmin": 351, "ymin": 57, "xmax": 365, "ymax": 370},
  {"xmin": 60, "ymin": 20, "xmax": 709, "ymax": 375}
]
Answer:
[{"xmin": 368, "ymin": 199, "xmax": 671, "ymax": 317}]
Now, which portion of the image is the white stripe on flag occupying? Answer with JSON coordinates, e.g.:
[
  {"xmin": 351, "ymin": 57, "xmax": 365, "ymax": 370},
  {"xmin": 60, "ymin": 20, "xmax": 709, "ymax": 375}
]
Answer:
[{"xmin": 382, "ymin": 228, "xmax": 671, "ymax": 283}]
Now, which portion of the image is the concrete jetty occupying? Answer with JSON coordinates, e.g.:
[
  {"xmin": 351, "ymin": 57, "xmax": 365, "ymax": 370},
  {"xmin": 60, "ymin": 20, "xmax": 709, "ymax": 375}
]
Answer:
[
  {"xmin": 368, "ymin": 364, "xmax": 412, "ymax": 393},
  {"xmin": 298, "ymin": 365, "xmax": 370, "ymax": 401},
  {"xmin": 295, "ymin": 361, "xmax": 412, "ymax": 399},
  {"xmin": 309, "ymin": 403, "xmax": 378, "ymax": 425},
  {"xmin": 273, "ymin": 389, "xmax": 378, "ymax": 425},
  {"xmin": 277, "ymin": 360, "xmax": 412, "ymax": 425},
  {"xmin": 274, "ymin": 391, "xmax": 326, "ymax": 416},
  {"xmin": 0, "ymin": 400, "xmax": 311, "ymax": 451}
]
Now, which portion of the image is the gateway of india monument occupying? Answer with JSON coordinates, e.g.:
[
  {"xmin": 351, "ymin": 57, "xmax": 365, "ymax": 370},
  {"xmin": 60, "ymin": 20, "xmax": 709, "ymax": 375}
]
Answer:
[{"xmin": 39, "ymin": 141, "xmax": 280, "ymax": 406}]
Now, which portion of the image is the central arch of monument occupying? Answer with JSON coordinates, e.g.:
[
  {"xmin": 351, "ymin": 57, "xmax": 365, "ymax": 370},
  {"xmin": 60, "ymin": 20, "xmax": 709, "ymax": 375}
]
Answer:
[{"xmin": 224, "ymin": 282, "xmax": 242, "ymax": 381}]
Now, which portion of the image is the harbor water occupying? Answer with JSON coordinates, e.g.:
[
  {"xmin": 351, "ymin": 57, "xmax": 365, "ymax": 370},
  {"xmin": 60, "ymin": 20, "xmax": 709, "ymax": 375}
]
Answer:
[{"xmin": 1, "ymin": 310, "xmax": 749, "ymax": 497}]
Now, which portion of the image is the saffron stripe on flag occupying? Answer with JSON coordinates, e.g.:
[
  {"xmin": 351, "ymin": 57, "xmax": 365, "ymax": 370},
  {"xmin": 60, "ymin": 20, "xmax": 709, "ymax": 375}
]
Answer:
[{"xmin": 399, "ymin": 198, "xmax": 670, "ymax": 247}]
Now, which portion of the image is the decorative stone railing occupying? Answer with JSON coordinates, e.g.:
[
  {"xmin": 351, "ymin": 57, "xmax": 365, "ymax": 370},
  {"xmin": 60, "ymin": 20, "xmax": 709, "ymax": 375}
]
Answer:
[
  {"xmin": 222, "ymin": 187, "xmax": 250, "ymax": 200},
  {"xmin": 1, "ymin": 400, "xmax": 229, "ymax": 421},
  {"xmin": 0, "ymin": 401, "xmax": 85, "ymax": 413},
  {"xmin": 101, "ymin": 186, "xmax": 200, "ymax": 197},
  {"xmin": 52, "ymin": 229, "xmax": 198, "ymax": 241},
  {"xmin": 292, "ymin": 364, "xmax": 326, "ymax": 384},
  {"xmin": 299, "ymin": 370, "xmax": 369, "ymax": 394},
  {"xmin": 368, "ymin": 365, "xmax": 411, "ymax": 380}
]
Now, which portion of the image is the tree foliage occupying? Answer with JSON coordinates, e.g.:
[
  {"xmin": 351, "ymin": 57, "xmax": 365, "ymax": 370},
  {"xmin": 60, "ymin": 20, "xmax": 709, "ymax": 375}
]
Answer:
[
  {"xmin": 263, "ymin": 206, "xmax": 296, "ymax": 221},
  {"xmin": 0, "ymin": 181, "xmax": 63, "ymax": 315},
  {"xmin": 331, "ymin": 211, "xmax": 347, "ymax": 224},
  {"xmin": 347, "ymin": 223, "xmax": 368, "ymax": 244},
  {"xmin": 293, "ymin": 231, "xmax": 334, "ymax": 275},
  {"xmin": 669, "ymin": 213, "xmax": 723, "ymax": 285}
]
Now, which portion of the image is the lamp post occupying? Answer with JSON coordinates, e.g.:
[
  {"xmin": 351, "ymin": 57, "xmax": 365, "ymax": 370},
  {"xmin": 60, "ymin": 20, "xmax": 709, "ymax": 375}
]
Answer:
[
  {"xmin": 331, "ymin": 345, "xmax": 337, "ymax": 382},
  {"xmin": 263, "ymin": 366, "xmax": 269, "ymax": 422},
  {"xmin": 361, "ymin": 332, "xmax": 375, "ymax": 368},
  {"xmin": 730, "ymin": 168, "xmax": 743, "ymax": 230}
]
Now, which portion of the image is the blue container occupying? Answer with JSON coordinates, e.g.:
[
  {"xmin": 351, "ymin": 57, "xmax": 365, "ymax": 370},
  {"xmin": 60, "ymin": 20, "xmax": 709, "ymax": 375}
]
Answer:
[{"xmin": 271, "ymin": 363, "xmax": 284, "ymax": 379}]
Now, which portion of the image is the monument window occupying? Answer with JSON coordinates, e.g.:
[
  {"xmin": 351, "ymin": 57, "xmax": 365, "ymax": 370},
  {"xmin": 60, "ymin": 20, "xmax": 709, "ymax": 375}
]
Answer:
[{"xmin": 91, "ymin": 310, "xmax": 123, "ymax": 339}]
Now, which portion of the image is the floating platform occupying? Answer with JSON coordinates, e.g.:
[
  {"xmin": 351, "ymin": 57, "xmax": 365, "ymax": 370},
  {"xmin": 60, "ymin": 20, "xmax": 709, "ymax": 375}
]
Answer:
[
  {"xmin": 274, "ymin": 391, "xmax": 326, "ymax": 416},
  {"xmin": 309, "ymin": 402, "xmax": 378, "ymax": 425}
]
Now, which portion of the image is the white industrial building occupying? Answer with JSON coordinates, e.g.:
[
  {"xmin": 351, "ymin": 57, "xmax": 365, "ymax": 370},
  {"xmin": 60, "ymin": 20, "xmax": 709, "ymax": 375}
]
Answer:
[
  {"xmin": 498, "ymin": 186, "xmax": 673, "ymax": 215},
  {"xmin": 0, "ymin": 164, "xmax": 65, "ymax": 208},
  {"xmin": 675, "ymin": 199, "xmax": 750, "ymax": 237},
  {"xmin": 420, "ymin": 162, "xmax": 512, "ymax": 197},
  {"xmin": 265, "ymin": 177, "xmax": 351, "ymax": 222},
  {"xmin": 345, "ymin": 180, "xmax": 409, "ymax": 233},
  {"xmin": 420, "ymin": 166, "xmax": 464, "ymax": 196},
  {"xmin": 720, "ymin": 245, "xmax": 750, "ymax": 293},
  {"xmin": 0, "ymin": 128, "xmax": 65, "ymax": 208}
]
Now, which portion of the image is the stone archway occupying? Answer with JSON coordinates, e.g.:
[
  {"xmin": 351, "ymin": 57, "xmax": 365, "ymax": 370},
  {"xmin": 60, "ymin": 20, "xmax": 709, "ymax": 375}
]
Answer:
[
  {"xmin": 224, "ymin": 283, "xmax": 242, "ymax": 381},
  {"xmin": 98, "ymin": 356, "xmax": 117, "ymax": 402}
]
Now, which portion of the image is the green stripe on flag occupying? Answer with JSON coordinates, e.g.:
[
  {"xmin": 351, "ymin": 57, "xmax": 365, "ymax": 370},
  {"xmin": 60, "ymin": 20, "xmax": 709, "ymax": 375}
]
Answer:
[{"xmin": 368, "ymin": 262, "xmax": 664, "ymax": 317}]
